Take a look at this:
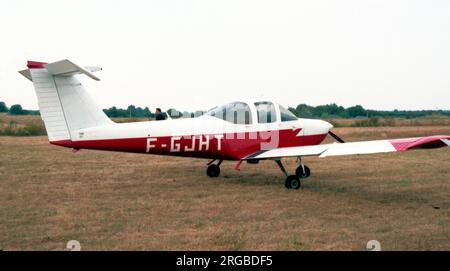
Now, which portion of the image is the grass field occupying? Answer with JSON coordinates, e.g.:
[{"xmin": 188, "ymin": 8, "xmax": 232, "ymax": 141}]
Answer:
[{"xmin": 1, "ymin": 126, "xmax": 450, "ymax": 250}]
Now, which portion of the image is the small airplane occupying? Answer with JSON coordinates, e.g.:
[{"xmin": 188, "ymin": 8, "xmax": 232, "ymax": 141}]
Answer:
[{"xmin": 19, "ymin": 60, "xmax": 450, "ymax": 190}]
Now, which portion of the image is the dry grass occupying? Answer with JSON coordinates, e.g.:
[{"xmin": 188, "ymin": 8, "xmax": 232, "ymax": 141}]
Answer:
[
  {"xmin": 1, "ymin": 126, "xmax": 450, "ymax": 251},
  {"xmin": 0, "ymin": 113, "xmax": 40, "ymax": 123},
  {"xmin": 326, "ymin": 116, "xmax": 450, "ymax": 127},
  {"xmin": 0, "ymin": 113, "xmax": 45, "ymax": 136}
]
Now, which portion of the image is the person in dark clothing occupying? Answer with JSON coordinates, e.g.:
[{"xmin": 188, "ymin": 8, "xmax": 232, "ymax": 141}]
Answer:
[{"xmin": 155, "ymin": 108, "xmax": 167, "ymax": 121}]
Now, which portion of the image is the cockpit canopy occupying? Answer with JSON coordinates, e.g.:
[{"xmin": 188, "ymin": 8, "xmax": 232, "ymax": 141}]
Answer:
[
  {"xmin": 205, "ymin": 102, "xmax": 252, "ymax": 124},
  {"xmin": 205, "ymin": 100, "xmax": 297, "ymax": 125}
]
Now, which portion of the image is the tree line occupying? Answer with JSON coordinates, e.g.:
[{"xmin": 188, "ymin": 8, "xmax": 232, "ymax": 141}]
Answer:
[
  {"xmin": 288, "ymin": 103, "xmax": 450, "ymax": 119},
  {"xmin": 0, "ymin": 102, "xmax": 39, "ymax": 115},
  {"xmin": 102, "ymin": 105, "xmax": 206, "ymax": 118},
  {"xmin": 1, "ymin": 101, "xmax": 449, "ymax": 119}
]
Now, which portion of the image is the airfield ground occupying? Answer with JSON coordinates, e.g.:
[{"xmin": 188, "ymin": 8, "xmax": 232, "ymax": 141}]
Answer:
[{"xmin": 1, "ymin": 126, "xmax": 450, "ymax": 250}]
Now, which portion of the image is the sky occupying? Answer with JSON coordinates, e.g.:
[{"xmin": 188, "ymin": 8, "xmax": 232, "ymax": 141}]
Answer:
[{"xmin": 0, "ymin": 0, "xmax": 449, "ymax": 112}]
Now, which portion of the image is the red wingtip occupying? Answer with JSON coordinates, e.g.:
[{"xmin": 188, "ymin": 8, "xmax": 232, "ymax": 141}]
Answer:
[
  {"xmin": 390, "ymin": 135, "xmax": 450, "ymax": 151},
  {"xmin": 27, "ymin": 60, "xmax": 48, "ymax": 69}
]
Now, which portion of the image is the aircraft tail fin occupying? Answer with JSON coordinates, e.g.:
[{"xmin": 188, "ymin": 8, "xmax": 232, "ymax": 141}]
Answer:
[{"xmin": 19, "ymin": 60, "xmax": 113, "ymax": 146}]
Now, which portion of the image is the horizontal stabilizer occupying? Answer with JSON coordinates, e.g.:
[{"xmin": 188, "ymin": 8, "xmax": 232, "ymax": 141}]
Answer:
[
  {"xmin": 44, "ymin": 59, "xmax": 101, "ymax": 81},
  {"xmin": 18, "ymin": 59, "xmax": 101, "ymax": 82},
  {"xmin": 18, "ymin": 69, "xmax": 32, "ymax": 81}
]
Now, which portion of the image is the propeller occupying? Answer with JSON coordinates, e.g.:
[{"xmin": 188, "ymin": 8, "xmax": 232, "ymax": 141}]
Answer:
[{"xmin": 328, "ymin": 130, "xmax": 345, "ymax": 143}]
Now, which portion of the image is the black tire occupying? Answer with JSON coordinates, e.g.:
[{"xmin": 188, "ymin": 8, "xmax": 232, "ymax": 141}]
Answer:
[
  {"xmin": 285, "ymin": 175, "xmax": 301, "ymax": 189},
  {"xmin": 206, "ymin": 164, "xmax": 220, "ymax": 177},
  {"xmin": 296, "ymin": 165, "xmax": 311, "ymax": 179}
]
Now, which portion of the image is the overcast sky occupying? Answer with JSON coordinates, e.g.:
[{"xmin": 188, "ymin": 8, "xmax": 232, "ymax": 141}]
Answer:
[{"xmin": 1, "ymin": 0, "xmax": 449, "ymax": 112}]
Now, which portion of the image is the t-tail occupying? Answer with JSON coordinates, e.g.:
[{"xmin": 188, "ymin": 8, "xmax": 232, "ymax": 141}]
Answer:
[{"xmin": 19, "ymin": 60, "xmax": 114, "ymax": 147}]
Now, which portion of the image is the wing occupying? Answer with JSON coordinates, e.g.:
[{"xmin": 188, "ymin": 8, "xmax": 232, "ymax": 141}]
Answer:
[{"xmin": 243, "ymin": 135, "xmax": 450, "ymax": 160}]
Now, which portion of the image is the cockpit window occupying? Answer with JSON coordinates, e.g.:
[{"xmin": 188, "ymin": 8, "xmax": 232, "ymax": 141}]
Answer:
[
  {"xmin": 279, "ymin": 105, "xmax": 297, "ymax": 122},
  {"xmin": 255, "ymin": 101, "xmax": 276, "ymax": 123},
  {"xmin": 206, "ymin": 102, "xmax": 252, "ymax": 124}
]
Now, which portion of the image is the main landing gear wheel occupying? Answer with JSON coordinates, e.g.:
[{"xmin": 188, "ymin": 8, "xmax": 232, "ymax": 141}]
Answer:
[
  {"xmin": 296, "ymin": 165, "xmax": 311, "ymax": 179},
  {"xmin": 285, "ymin": 175, "xmax": 301, "ymax": 189},
  {"xmin": 275, "ymin": 160, "xmax": 303, "ymax": 190},
  {"xmin": 206, "ymin": 160, "xmax": 222, "ymax": 178},
  {"xmin": 206, "ymin": 164, "xmax": 220, "ymax": 177}
]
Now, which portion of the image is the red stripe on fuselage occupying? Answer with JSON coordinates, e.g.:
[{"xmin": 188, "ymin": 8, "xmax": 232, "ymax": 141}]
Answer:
[{"xmin": 50, "ymin": 129, "xmax": 328, "ymax": 160}]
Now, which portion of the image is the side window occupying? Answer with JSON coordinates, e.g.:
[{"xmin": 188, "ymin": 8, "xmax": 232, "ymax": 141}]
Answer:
[
  {"xmin": 279, "ymin": 105, "xmax": 297, "ymax": 122},
  {"xmin": 207, "ymin": 102, "xmax": 252, "ymax": 124},
  {"xmin": 255, "ymin": 102, "xmax": 277, "ymax": 123},
  {"xmin": 225, "ymin": 102, "xmax": 252, "ymax": 125},
  {"xmin": 206, "ymin": 105, "xmax": 226, "ymax": 120}
]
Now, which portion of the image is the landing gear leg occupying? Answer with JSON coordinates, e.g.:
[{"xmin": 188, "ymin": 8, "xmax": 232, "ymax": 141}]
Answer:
[
  {"xmin": 295, "ymin": 157, "xmax": 311, "ymax": 179},
  {"xmin": 275, "ymin": 159, "xmax": 301, "ymax": 190},
  {"xmin": 206, "ymin": 159, "xmax": 222, "ymax": 178}
]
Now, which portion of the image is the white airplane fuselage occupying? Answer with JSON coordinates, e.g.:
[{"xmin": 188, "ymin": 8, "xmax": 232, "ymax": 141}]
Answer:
[{"xmin": 53, "ymin": 114, "xmax": 333, "ymax": 161}]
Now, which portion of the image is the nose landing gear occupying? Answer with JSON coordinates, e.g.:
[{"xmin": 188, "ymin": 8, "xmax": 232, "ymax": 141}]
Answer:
[{"xmin": 295, "ymin": 157, "xmax": 311, "ymax": 179}]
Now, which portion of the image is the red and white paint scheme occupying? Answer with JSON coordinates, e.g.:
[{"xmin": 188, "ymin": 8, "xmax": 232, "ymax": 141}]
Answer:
[{"xmin": 19, "ymin": 59, "xmax": 450, "ymax": 189}]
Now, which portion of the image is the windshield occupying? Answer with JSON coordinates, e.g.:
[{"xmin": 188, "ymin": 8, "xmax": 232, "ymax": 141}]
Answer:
[{"xmin": 279, "ymin": 105, "xmax": 297, "ymax": 121}]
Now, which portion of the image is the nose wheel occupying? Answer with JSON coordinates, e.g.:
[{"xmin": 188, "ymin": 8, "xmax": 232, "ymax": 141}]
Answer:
[
  {"xmin": 296, "ymin": 165, "xmax": 311, "ymax": 179},
  {"xmin": 295, "ymin": 157, "xmax": 311, "ymax": 179},
  {"xmin": 206, "ymin": 159, "xmax": 222, "ymax": 178}
]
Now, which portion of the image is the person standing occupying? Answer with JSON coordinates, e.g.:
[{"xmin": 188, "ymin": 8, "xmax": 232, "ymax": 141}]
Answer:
[{"xmin": 155, "ymin": 108, "xmax": 167, "ymax": 121}]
